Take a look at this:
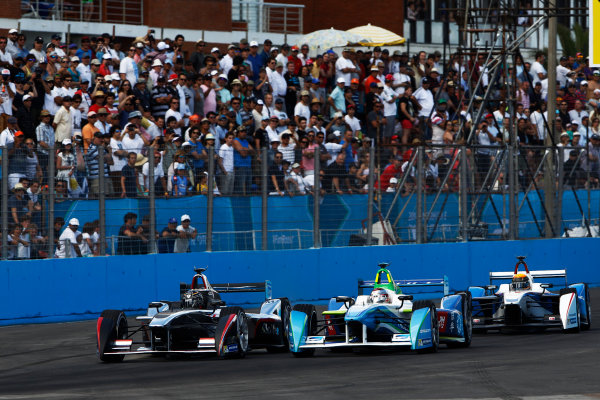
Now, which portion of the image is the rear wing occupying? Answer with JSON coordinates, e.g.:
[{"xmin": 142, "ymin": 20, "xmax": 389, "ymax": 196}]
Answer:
[
  {"xmin": 211, "ymin": 281, "xmax": 273, "ymax": 300},
  {"xmin": 358, "ymin": 276, "xmax": 449, "ymax": 296},
  {"xmin": 489, "ymin": 270, "xmax": 567, "ymax": 286}
]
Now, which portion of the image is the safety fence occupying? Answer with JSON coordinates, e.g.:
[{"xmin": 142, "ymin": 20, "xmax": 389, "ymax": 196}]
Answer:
[
  {"xmin": 2, "ymin": 142, "xmax": 599, "ymax": 260},
  {"xmin": 20, "ymin": 0, "xmax": 144, "ymax": 24}
]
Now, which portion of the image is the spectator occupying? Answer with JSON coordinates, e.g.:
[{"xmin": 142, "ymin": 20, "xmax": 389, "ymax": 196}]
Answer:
[
  {"xmin": 172, "ymin": 163, "xmax": 191, "ymax": 196},
  {"xmin": 85, "ymin": 131, "xmax": 113, "ymax": 197},
  {"xmin": 52, "ymin": 95, "xmax": 73, "ymax": 143},
  {"xmin": 117, "ymin": 212, "xmax": 147, "ymax": 255},
  {"xmin": 323, "ymin": 152, "xmax": 351, "ymax": 194},
  {"xmin": 174, "ymin": 214, "xmax": 197, "ymax": 253},
  {"xmin": 232, "ymin": 126, "xmax": 254, "ymax": 195},
  {"xmin": 55, "ymin": 218, "xmax": 82, "ymax": 258},
  {"xmin": 158, "ymin": 217, "xmax": 178, "ymax": 253},
  {"xmin": 120, "ymin": 152, "xmax": 140, "ymax": 198}
]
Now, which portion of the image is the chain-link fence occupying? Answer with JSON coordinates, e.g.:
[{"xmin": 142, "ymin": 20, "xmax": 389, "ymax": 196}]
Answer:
[{"xmin": 1, "ymin": 140, "xmax": 599, "ymax": 260}]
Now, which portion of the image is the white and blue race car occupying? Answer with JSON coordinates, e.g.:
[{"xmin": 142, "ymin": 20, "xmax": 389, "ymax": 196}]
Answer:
[
  {"xmin": 287, "ymin": 263, "xmax": 472, "ymax": 356},
  {"xmin": 469, "ymin": 256, "xmax": 591, "ymax": 332}
]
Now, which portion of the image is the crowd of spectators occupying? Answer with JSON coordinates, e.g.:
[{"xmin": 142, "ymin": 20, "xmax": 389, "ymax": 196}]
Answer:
[{"xmin": 1, "ymin": 27, "xmax": 600, "ymax": 258}]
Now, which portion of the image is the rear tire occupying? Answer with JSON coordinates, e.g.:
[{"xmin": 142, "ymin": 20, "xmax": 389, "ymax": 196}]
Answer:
[
  {"xmin": 413, "ymin": 301, "xmax": 439, "ymax": 354},
  {"xmin": 215, "ymin": 306, "xmax": 249, "ymax": 358},
  {"xmin": 291, "ymin": 304, "xmax": 317, "ymax": 357},
  {"xmin": 267, "ymin": 298, "xmax": 292, "ymax": 353},
  {"xmin": 447, "ymin": 291, "xmax": 473, "ymax": 348},
  {"xmin": 97, "ymin": 310, "xmax": 128, "ymax": 363}
]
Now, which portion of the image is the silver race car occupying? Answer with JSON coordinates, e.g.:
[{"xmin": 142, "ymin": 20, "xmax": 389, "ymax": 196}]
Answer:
[
  {"xmin": 96, "ymin": 268, "xmax": 291, "ymax": 362},
  {"xmin": 469, "ymin": 256, "xmax": 591, "ymax": 333}
]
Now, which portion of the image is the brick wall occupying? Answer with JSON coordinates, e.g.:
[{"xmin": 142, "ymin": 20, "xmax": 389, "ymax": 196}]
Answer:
[
  {"xmin": 143, "ymin": 0, "xmax": 232, "ymax": 31},
  {"xmin": 275, "ymin": 0, "xmax": 405, "ymax": 35},
  {"xmin": 3, "ymin": 0, "xmax": 23, "ymax": 22}
]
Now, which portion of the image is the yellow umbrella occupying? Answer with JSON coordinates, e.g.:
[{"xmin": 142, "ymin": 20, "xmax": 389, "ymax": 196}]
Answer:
[{"xmin": 347, "ymin": 23, "xmax": 406, "ymax": 46}]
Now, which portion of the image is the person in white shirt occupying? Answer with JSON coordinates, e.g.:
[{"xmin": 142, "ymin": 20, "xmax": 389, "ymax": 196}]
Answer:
[
  {"xmin": 344, "ymin": 105, "xmax": 362, "ymax": 135},
  {"xmin": 165, "ymin": 98, "xmax": 184, "ymax": 136},
  {"xmin": 530, "ymin": 52, "xmax": 547, "ymax": 86},
  {"xmin": 324, "ymin": 132, "xmax": 344, "ymax": 166},
  {"xmin": 5, "ymin": 29, "xmax": 18, "ymax": 58},
  {"xmin": 121, "ymin": 123, "xmax": 147, "ymax": 154},
  {"xmin": 119, "ymin": 46, "xmax": 139, "ymax": 85},
  {"xmin": 335, "ymin": 49, "xmax": 357, "ymax": 87},
  {"xmin": 413, "ymin": 78, "xmax": 434, "ymax": 119},
  {"xmin": 270, "ymin": 63, "xmax": 287, "ymax": 103},
  {"xmin": 275, "ymin": 45, "xmax": 290, "ymax": 70},
  {"xmin": 142, "ymin": 151, "xmax": 166, "ymax": 194},
  {"xmin": 556, "ymin": 56, "xmax": 573, "ymax": 88},
  {"xmin": 261, "ymin": 94, "xmax": 276, "ymax": 119},
  {"xmin": 0, "ymin": 38, "xmax": 14, "ymax": 67},
  {"xmin": 286, "ymin": 162, "xmax": 306, "ymax": 195},
  {"xmin": 219, "ymin": 45, "xmax": 236, "ymax": 75},
  {"xmin": 174, "ymin": 214, "xmax": 197, "ymax": 253},
  {"xmin": 381, "ymin": 75, "xmax": 399, "ymax": 143},
  {"xmin": 218, "ymin": 132, "xmax": 235, "ymax": 195},
  {"xmin": 294, "ymin": 91, "xmax": 311, "ymax": 125},
  {"xmin": 266, "ymin": 116, "xmax": 280, "ymax": 144},
  {"xmin": 55, "ymin": 218, "xmax": 82, "ymax": 258}
]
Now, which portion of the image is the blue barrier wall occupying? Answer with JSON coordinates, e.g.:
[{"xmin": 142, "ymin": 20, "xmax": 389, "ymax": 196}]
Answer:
[
  {"xmin": 1, "ymin": 237, "xmax": 599, "ymax": 325},
  {"xmin": 49, "ymin": 189, "xmax": 600, "ymax": 252}
]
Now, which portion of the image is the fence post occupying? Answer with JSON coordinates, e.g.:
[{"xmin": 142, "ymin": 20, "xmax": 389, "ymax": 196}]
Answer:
[
  {"xmin": 508, "ymin": 145, "xmax": 517, "ymax": 240},
  {"xmin": 416, "ymin": 146, "xmax": 424, "ymax": 244},
  {"xmin": 1, "ymin": 147, "xmax": 7, "ymax": 259},
  {"xmin": 313, "ymin": 146, "xmax": 321, "ymax": 248},
  {"xmin": 47, "ymin": 146, "xmax": 56, "ymax": 258},
  {"xmin": 460, "ymin": 145, "xmax": 468, "ymax": 241},
  {"xmin": 366, "ymin": 146, "xmax": 375, "ymax": 245},
  {"xmin": 148, "ymin": 148, "xmax": 156, "ymax": 254},
  {"xmin": 98, "ymin": 145, "xmax": 107, "ymax": 255},
  {"xmin": 206, "ymin": 147, "xmax": 215, "ymax": 252},
  {"xmin": 261, "ymin": 147, "xmax": 268, "ymax": 250}
]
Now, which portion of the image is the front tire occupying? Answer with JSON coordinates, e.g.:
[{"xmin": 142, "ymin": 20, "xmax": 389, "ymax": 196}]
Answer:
[
  {"xmin": 215, "ymin": 306, "xmax": 249, "ymax": 359},
  {"xmin": 97, "ymin": 310, "xmax": 128, "ymax": 363}
]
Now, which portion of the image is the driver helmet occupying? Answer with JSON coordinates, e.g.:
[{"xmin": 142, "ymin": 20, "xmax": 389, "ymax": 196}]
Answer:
[
  {"xmin": 370, "ymin": 288, "xmax": 390, "ymax": 304},
  {"xmin": 510, "ymin": 273, "xmax": 530, "ymax": 291}
]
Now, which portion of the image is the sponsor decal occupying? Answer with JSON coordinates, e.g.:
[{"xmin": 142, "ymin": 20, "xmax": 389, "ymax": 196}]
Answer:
[
  {"xmin": 473, "ymin": 318, "xmax": 481, "ymax": 323},
  {"xmin": 421, "ymin": 338, "xmax": 432, "ymax": 346},
  {"xmin": 306, "ymin": 336, "xmax": 325, "ymax": 343},
  {"xmin": 420, "ymin": 328, "xmax": 431, "ymax": 334},
  {"xmin": 569, "ymin": 317, "xmax": 577, "ymax": 324},
  {"xmin": 549, "ymin": 316, "xmax": 556, "ymax": 321},
  {"xmin": 225, "ymin": 343, "xmax": 238, "ymax": 353},
  {"xmin": 438, "ymin": 315, "xmax": 447, "ymax": 331}
]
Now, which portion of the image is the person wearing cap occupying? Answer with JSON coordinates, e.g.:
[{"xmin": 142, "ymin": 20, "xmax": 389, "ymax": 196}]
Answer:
[
  {"xmin": 287, "ymin": 45, "xmax": 302, "ymax": 75},
  {"xmin": 285, "ymin": 161, "xmax": 306, "ymax": 196},
  {"xmin": 5, "ymin": 29, "xmax": 19, "ymax": 59},
  {"xmin": 81, "ymin": 110, "xmax": 100, "ymax": 152},
  {"xmin": 217, "ymin": 131, "xmax": 236, "ymax": 195},
  {"xmin": 159, "ymin": 217, "xmax": 179, "ymax": 253},
  {"xmin": 380, "ymin": 74, "xmax": 399, "ymax": 144},
  {"xmin": 172, "ymin": 214, "xmax": 197, "ymax": 253},
  {"xmin": 219, "ymin": 44, "xmax": 236, "ymax": 75},
  {"xmin": 245, "ymin": 40, "xmax": 262, "ymax": 81},
  {"xmin": 294, "ymin": 89, "xmax": 311, "ymax": 125},
  {"xmin": 35, "ymin": 110, "xmax": 55, "ymax": 174},
  {"xmin": 55, "ymin": 217, "xmax": 82, "ymax": 258},
  {"xmin": 335, "ymin": 48, "xmax": 358, "ymax": 87},
  {"xmin": 52, "ymin": 94, "xmax": 73, "ymax": 144},
  {"xmin": 328, "ymin": 77, "xmax": 347, "ymax": 119}
]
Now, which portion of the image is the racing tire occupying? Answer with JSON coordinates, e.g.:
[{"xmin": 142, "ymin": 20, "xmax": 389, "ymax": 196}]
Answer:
[
  {"xmin": 267, "ymin": 298, "xmax": 292, "ymax": 353},
  {"xmin": 447, "ymin": 291, "xmax": 473, "ymax": 348},
  {"xmin": 215, "ymin": 306, "xmax": 249, "ymax": 359},
  {"xmin": 559, "ymin": 288, "xmax": 581, "ymax": 334},
  {"xmin": 582, "ymin": 283, "xmax": 591, "ymax": 331},
  {"xmin": 291, "ymin": 304, "xmax": 317, "ymax": 357},
  {"xmin": 412, "ymin": 300, "xmax": 439, "ymax": 354},
  {"xmin": 97, "ymin": 310, "xmax": 128, "ymax": 363}
]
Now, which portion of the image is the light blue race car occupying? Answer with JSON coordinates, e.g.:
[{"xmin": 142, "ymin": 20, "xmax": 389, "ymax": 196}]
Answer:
[{"xmin": 287, "ymin": 263, "xmax": 472, "ymax": 356}]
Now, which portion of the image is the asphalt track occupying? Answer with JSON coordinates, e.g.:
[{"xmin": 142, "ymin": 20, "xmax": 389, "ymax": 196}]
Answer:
[{"xmin": 1, "ymin": 290, "xmax": 600, "ymax": 400}]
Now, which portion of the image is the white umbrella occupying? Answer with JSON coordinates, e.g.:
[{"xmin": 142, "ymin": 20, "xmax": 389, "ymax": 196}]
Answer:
[
  {"xmin": 347, "ymin": 23, "xmax": 406, "ymax": 46},
  {"xmin": 297, "ymin": 28, "xmax": 366, "ymax": 55}
]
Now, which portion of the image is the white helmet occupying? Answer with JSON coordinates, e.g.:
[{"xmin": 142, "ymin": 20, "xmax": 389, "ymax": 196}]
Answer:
[{"xmin": 371, "ymin": 288, "xmax": 390, "ymax": 304}]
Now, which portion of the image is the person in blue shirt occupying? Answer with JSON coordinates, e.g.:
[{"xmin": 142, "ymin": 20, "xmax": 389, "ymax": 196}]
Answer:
[
  {"xmin": 172, "ymin": 164, "xmax": 191, "ymax": 196},
  {"xmin": 187, "ymin": 129, "xmax": 207, "ymax": 191}
]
